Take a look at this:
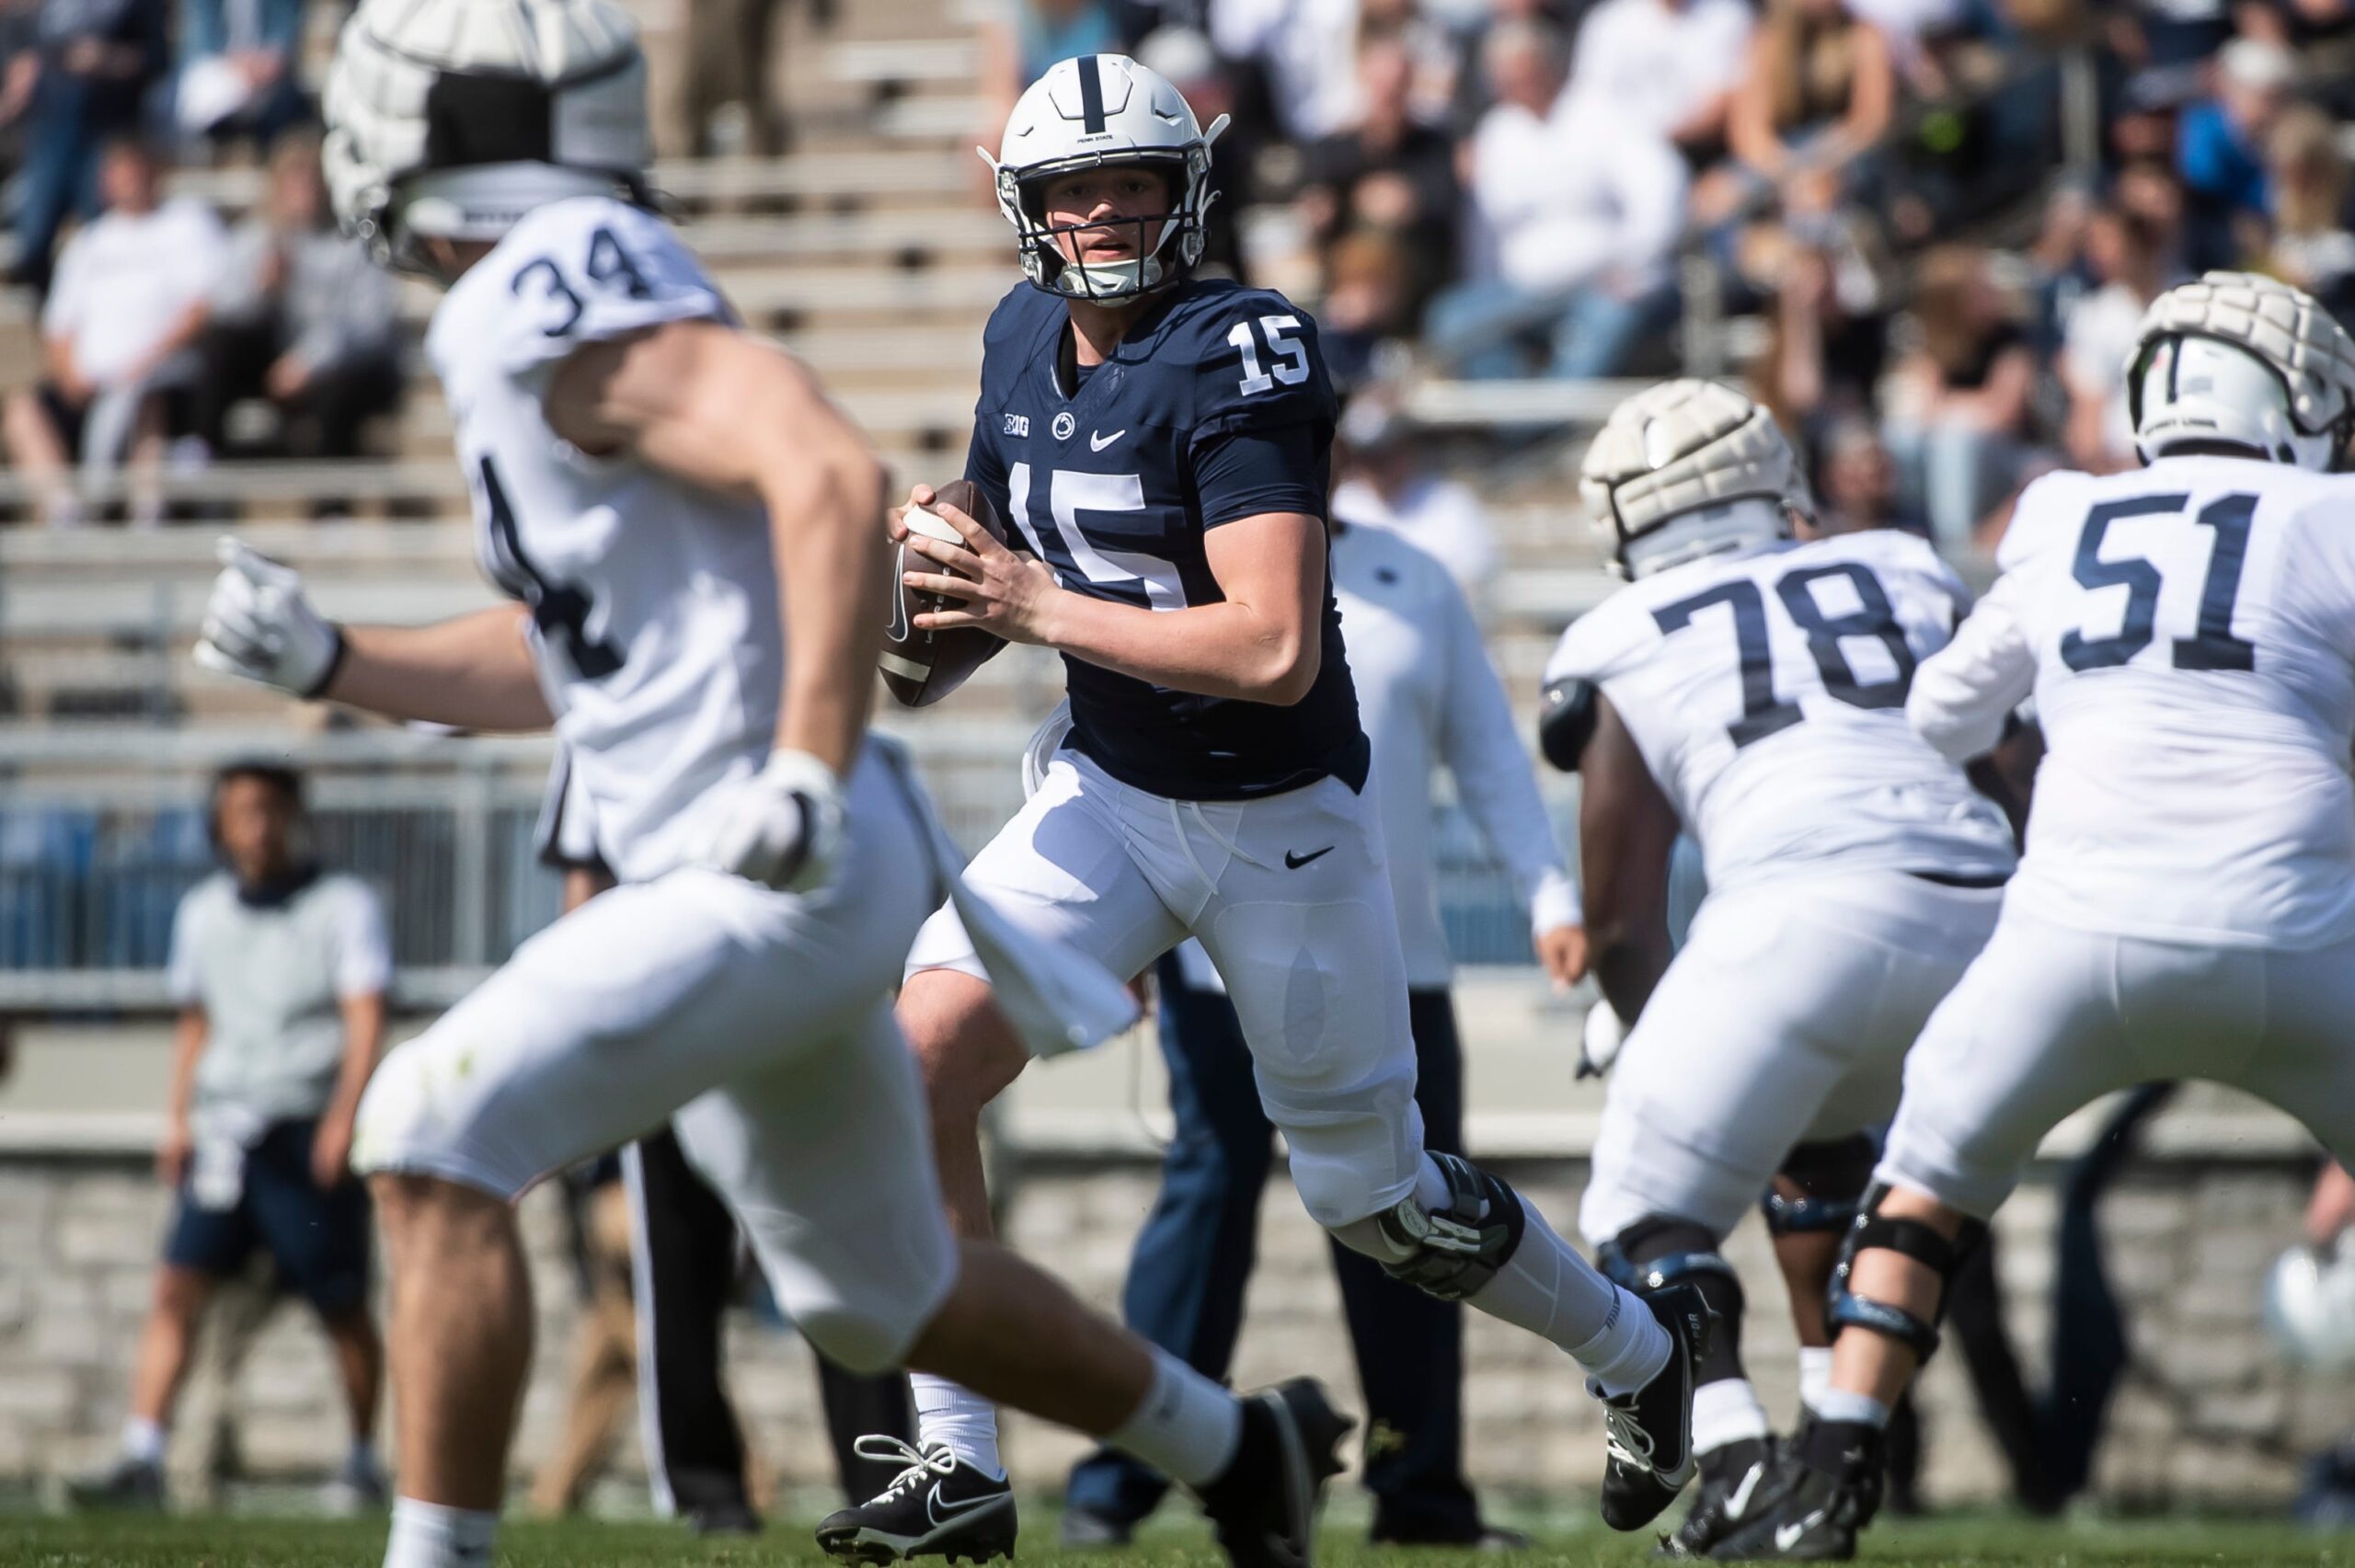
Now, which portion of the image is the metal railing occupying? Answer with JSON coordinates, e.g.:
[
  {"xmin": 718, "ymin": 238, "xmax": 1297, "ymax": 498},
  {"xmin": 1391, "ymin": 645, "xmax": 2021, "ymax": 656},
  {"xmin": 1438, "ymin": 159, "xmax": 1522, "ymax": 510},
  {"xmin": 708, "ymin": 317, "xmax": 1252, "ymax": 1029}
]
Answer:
[{"xmin": 0, "ymin": 727, "xmax": 1564, "ymax": 1011}]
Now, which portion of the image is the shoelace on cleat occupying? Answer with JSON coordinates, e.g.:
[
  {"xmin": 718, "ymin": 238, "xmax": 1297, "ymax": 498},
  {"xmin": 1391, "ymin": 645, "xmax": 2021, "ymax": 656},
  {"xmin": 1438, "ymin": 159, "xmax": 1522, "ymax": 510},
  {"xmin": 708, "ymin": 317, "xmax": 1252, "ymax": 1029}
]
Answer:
[
  {"xmin": 852, "ymin": 1435, "xmax": 959, "ymax": 1501},
  {"xmin": 1602, "ymin": 1397, "xmax": 1659, "ymax": 1472}
]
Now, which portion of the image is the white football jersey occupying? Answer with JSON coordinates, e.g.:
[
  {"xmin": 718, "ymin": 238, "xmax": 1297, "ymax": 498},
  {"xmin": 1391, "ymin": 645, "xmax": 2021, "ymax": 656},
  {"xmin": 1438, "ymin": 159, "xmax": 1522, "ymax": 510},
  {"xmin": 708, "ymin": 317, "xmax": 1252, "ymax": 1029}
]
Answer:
[
  {"xmin": 1546, "ymin": 529, "xmax": 2017, "ymax": 893},
  {"xmin": 426, "ymin": 196, "xmax": 775, "ymax": 885},
  {"xmin": 1910, "ymin": 455, "xmax": 2355, "ymax": 948}
]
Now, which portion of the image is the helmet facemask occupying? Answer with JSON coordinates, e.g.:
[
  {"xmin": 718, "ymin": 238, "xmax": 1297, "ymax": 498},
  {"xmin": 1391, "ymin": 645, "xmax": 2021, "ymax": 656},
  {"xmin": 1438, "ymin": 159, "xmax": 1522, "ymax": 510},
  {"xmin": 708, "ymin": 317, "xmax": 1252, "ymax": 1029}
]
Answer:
[
  {"xmin": 983, "ymin": 53, "xmax": 1227, "ymax": 305},
  {"xmin": 994, "ymin": 143, "xmax": 1217, "ymax": 303}
]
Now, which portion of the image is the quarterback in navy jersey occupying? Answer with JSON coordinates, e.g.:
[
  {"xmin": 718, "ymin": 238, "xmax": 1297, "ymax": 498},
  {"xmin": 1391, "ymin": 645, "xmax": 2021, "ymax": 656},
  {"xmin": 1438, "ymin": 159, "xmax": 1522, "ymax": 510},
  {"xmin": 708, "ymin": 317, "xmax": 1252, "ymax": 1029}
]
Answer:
[
  {"xmin": 821, "ymin": 52, "xmax": 1705, "ymax": 1564},
  {"xmin": 961, "ymin": 274, "xmax": 1364, "ymax": 799}
]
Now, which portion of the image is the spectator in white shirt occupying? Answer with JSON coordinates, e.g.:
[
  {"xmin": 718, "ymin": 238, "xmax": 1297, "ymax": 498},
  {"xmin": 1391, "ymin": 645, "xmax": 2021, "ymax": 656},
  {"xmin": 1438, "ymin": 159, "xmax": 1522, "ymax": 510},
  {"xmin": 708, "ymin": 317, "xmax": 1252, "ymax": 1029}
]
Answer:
[
  {"xmin": 1568, "ymin": 0, "xmax": 1753, "ymax": 157},
  {"xmin": 1, "ymin": 136, "xmax": 223, "ymax": 526},
  {"xmin": 69, "ymin": 762, "xmax": 389, "ymax": 1513},
  {"xmin": 1330, "ymin": 390, "xmax": 1502, "ymax": 610},
  {"xmin": 1422, "ymin": 18, "xmax": 1688, "ymax": 379}
]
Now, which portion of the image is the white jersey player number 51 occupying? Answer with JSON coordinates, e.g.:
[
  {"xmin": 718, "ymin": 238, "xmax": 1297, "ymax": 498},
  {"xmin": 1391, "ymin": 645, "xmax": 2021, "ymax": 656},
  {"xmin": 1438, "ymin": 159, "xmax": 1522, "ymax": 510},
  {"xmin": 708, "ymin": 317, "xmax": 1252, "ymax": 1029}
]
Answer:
[{"xmin": 2059, "ymin": 490, "xmax": 2257, "ymax": 673}]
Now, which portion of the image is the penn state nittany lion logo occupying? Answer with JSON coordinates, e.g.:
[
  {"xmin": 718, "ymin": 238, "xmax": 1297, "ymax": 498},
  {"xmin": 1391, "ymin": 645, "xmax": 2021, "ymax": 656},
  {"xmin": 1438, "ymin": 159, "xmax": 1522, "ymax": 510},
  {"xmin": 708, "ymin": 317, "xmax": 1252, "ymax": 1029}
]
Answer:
[{"xmin": 1051, "ymin": 410, "xmax": 1076, "ymax": 441}]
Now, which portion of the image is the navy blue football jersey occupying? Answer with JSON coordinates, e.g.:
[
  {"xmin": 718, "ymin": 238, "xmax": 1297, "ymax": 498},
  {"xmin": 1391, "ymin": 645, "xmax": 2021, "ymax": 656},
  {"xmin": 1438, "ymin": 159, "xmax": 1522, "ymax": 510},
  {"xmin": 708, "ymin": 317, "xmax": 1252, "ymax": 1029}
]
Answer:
[{"xmin": 962, "ymin": 277, "xmax": 1368, "ymax": 801}]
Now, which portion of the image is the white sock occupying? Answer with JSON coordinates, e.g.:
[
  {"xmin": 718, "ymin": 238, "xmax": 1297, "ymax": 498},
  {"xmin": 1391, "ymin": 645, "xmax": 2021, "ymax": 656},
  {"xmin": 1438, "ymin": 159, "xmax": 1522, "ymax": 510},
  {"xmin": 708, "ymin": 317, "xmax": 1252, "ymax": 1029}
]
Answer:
[
  {"xmin": 1798, "ymin": 1347, "xmax": 1835, "ymax": 1413},
  {"xmin": 383, "ymin": 1497, "xmax": 499, "ymax": 1568},
  {"xmin": 1106, "ymin": 1345, "xmax": 1244, "ymax": 1489},
  {"xmin": 912, "ymin": 1374, "xmax": 1004, "ymax": 1480},
  {"xmin": 121, "ymin": 1416, "xmax": 166, "ymax": 1466},
  {"xmin": 1567, "ymin": 1287, "xmax": 1673, "ymax": 1397},
  {"xmin": 1691, "ymin": 1379, "xmax": 1773, "ymax": 1456},
  {"xmin": 1462, "ymin": 1188, "xmax": 1669, "ymax": 1393},
  {"xmin": 1810, "ymin": 1389, "xmax": 1891, "ymax": 1428}
]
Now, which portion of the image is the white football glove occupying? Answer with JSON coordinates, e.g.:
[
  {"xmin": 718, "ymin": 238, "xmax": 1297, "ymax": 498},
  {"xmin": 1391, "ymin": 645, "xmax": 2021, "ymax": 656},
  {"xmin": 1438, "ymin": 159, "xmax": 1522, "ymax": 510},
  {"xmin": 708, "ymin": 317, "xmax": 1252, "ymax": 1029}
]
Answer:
[
  {"xmin": 1577, "ymin": 999, "xmax": 1627, "ymax": 1081},
  {"xmin": 192, "ymin": 538, "xmax": 344, "ymax": 697},
  {"xmin": 689, "ymin": 750, "xmax": 848, "ymax": 893}
]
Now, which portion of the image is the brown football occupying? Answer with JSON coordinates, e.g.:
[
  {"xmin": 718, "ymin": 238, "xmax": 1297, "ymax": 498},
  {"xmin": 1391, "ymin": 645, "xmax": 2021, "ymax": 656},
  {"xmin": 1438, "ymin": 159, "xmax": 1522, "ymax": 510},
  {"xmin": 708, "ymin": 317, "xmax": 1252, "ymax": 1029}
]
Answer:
[{"xmin": 880, "ymin": 478, "xmax": 1012, "ymax": 708}]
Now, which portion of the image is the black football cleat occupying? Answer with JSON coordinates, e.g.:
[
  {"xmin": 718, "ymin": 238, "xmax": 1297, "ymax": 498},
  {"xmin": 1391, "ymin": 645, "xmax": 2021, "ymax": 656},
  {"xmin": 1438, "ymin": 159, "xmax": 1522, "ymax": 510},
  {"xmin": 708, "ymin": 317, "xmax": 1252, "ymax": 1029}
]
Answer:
[
  {"xmin": 1666, "ymin": 1436, "xmax": 1775, "ymax": 1557},
  {"xmin": 1706, "ymin": 1417, "xmax": 1883, "ymax": 1561},
  {"xmin": 1198, "ymin": 1378, "xmax": 1353, "ymax": 1568},
  {"xmin": 65, "ymin": 1457, "xmax": 165, "ymax": 1512},
  {"xmin": 815, "ymin": 1437, "xmax": 1016, "ymax": 1564},
  {"xmin": 1594, "ymin": 1282, "xmax": 1712, "ymax": 1531}
]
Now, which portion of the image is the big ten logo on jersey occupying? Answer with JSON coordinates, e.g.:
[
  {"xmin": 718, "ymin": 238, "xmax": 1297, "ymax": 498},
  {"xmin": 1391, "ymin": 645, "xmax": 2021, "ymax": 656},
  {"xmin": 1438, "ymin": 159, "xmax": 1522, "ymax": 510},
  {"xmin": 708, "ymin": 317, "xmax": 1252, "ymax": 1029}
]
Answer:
[
  {"xmin": 1652, "ymin": 561, "xmax": 1917, "ymax": 747},
  {"xmin": 2060, "ymin": 489, "xmax": 2257, "ymax": 673},
  {"xmin": 1004, "ymin": 413, "xmax": 1030, "ymax": 438}
]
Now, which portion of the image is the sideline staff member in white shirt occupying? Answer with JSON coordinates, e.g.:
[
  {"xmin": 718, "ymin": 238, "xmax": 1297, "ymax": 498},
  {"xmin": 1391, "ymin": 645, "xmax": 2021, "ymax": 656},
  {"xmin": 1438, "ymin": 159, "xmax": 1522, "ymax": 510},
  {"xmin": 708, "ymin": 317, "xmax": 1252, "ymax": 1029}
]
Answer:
[
  {"xmin": 1063, "ymin": 518, "xmax": 1584, "ymax": 1547},
  {"xmin": 71, "ymin": 761, "xmax": 390, "ymax": 1511}
]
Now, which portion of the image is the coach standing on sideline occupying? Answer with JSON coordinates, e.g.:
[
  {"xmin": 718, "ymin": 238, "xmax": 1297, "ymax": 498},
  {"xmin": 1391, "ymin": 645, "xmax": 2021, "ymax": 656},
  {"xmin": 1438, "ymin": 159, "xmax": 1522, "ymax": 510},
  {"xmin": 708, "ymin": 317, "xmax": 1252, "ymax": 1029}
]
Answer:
[
  {"xmin": 1061, "ymin": 516, "xmax": 1586, "ymax": 1548},
  {"xmin": 72, "ymin": 761, "xmax": 390, "ymax": 1511}
]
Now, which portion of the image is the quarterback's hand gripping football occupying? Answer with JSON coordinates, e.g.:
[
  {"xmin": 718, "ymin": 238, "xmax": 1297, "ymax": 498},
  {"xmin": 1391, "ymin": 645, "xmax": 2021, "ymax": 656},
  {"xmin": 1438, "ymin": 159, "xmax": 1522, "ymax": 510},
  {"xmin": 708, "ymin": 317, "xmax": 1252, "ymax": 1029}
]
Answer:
[
  {"xmin": 690, "ymin": 750, "xmax": 847, "ymax": 894},
  {"xmin": 899, "ymin": 487, "xmax": 1063, "ymax": 645},
  {"xmin": 192, "ymin": 538, "xmax": 345, "ymax": 697}
]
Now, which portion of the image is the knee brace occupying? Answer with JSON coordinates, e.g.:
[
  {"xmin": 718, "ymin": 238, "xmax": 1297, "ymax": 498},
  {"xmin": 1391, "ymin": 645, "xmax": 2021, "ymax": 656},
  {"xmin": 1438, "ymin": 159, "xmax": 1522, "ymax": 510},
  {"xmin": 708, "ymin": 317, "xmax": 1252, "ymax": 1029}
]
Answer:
[
  {"xmin": 1824, "ymin": 1184, "xmax": 1982, "ymax": 1362},
  {"xmin": 1599, "ymin": 1219, "xmax": 1746, "ymax": 1306},
  {"xmin": 1762, "ymin": 1135, "xmax": 1879, "ymax": 1236},
  {"xmin": 1373, "ymin": 1153, "xmax": 1525, "ymax": 1302},
  {"xmin": 1602, "ymin": 1218, "xmax": 1746, "ymax": 1382}
]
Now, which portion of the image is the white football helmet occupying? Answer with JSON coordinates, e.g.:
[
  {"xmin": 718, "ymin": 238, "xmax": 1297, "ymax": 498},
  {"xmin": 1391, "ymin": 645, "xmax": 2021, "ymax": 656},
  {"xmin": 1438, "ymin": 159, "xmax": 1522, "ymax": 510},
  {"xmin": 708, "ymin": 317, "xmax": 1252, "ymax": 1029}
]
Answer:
[
  {"xmin": 2263, "ymin": 1236, "xmax": 2355, "ymax": 1369},
  {"xmin": 323, "ymin": 0, "xmax": 651, "ymax": 273},
  {"xmin": 1580, "ymin": 380, "xmax": 1809, "ymax": 579},
  {"xmin": 982, "ymin": 53, "xmax": 1228, "ymax": 303},
  {"xmin": 2128, "ymin": 271, "xmax": 2355, "ymax": 472}
]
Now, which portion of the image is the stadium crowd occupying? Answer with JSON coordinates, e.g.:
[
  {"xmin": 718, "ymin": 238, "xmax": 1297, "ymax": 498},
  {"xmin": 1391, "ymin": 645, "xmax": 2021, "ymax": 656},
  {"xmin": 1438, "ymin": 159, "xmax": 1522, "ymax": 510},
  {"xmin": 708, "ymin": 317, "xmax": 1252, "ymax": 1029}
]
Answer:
[{"xmin": 0, "ymin": 0, "xmax": 2349, "ymax": 559}]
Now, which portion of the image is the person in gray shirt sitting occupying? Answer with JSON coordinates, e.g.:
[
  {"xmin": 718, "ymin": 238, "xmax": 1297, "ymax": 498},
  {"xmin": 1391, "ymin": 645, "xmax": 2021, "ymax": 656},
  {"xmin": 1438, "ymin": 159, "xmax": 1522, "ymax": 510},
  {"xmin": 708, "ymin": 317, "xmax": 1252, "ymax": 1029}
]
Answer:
[{"xmin": 72, "ymin": 761, "xmax": 391, "ymax": 1511}]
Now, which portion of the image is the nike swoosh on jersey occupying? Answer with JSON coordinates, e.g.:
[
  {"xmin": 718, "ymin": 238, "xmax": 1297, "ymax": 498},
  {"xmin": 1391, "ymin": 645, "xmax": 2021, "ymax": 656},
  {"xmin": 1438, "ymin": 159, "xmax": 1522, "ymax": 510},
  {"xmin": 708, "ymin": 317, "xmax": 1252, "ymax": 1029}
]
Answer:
[
  {"xmin": 1284, "ymin": 846, "xmax": 1336, "ymax": 869},
  {"xmin": 1090, "ymin": 429, "xmax": 1129, "ymax": 452}
]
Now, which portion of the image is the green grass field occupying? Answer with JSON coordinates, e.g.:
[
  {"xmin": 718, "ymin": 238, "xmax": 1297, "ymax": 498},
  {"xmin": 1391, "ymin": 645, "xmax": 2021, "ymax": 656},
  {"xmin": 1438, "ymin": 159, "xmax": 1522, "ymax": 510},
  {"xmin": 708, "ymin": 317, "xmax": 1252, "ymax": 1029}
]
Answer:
[{"xmin": 0, "ymin": 1513, "xmax": 2346, "ymax": 1568}]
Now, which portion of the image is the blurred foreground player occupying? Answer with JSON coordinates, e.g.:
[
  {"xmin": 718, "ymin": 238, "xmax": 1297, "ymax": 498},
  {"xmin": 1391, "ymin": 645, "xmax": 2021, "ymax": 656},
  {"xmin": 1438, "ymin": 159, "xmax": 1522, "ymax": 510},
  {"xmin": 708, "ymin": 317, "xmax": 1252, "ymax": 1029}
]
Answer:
[
  {"xmin": 1729, "ymin": 273, "xmax": 2355, "ymax": 1559},
  {"xmin": 192, "ymin": 6, "xmax": 1349, "ymax": 1566},
  {"xmin": 534, "ymin": 754, "xmax": 918, "ymax": 1530},
  {"xmin": 826, "ymin": 52, "xmax": 1701, "ymax": 1564}
]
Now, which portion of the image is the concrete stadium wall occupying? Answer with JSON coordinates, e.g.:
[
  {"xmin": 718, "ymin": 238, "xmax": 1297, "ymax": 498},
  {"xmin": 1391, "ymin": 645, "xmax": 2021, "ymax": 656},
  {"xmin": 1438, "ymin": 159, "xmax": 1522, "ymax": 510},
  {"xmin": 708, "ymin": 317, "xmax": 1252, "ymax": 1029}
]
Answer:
[{"xmin": 0, "ymin": 1136, "xmax": 2343, "ymax": 1515}]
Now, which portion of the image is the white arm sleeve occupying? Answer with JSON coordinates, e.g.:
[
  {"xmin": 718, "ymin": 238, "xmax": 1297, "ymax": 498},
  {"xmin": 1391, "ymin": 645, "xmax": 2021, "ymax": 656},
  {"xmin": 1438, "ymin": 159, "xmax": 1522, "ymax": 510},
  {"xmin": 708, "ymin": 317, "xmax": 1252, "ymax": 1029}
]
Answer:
[
  {"xmin": 1435, "ymin": 570, "xmax": 1582, "ymax": 931},
  {"xmin": 1907, "ymin": 568, "xmax": 2037, "ymax": 765}
]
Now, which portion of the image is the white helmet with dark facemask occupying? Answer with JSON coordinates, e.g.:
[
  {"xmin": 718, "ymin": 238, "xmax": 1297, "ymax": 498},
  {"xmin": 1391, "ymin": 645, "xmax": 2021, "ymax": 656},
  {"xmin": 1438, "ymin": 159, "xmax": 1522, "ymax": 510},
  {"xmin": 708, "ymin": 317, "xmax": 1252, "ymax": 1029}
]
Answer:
[
  {"xmin": 323, "ymin": 0, "xmax": 651, "ymax": 274},
  {"xmin": 1581, "ymin": 380, "xmax": 1810, "ymax": 580},
  {"xmin": 982, "ymin": 53, "xmax": 1227, "ymax": 303},
  {"xmin": 2128, "ymin": 270, "xmax": 2355, "ymax": 471}
]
